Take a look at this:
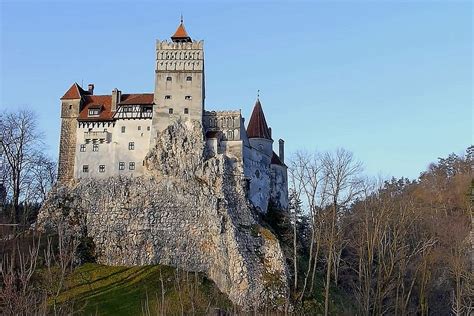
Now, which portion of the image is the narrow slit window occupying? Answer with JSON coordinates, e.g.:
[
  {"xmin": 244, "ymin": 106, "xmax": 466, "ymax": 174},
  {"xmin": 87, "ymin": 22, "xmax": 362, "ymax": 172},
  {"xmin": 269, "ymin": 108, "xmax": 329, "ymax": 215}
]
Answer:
[
  {"xmin": 169, "ymin": 108, "xmax": 173, "ymax": 114},
  {"xmin": 184, "ymin": 108, "xmax": 189, "ymax": 114}
]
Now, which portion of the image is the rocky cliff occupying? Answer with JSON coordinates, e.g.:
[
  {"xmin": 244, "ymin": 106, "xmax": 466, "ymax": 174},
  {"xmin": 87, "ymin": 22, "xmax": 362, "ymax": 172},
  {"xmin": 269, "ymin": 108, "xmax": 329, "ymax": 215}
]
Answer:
[{"xmin": 37, "ymin": 121, "xmax": 289, "ymax": 309}]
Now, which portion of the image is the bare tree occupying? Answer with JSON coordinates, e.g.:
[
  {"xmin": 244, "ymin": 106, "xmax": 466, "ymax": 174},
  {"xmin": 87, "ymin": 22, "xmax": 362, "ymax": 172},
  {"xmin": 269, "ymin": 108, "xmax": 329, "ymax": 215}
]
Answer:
[
  {"xmin": 0, "ymin": 110, "xmax": 44, "ymax": 224},
  {"xmin": 321, "ymin": 148, "xmax": 362, "ymax": 316}
]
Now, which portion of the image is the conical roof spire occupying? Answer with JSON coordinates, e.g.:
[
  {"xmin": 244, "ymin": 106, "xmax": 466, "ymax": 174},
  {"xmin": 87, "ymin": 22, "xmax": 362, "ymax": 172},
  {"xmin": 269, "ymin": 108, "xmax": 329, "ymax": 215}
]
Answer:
[
  {"xmin": 247, "ymin": 98, "xmax": 272, "ymax": 140},
  {"xmin": 171, "ymin": 16, "xmax": 192, "ymax": 42}
]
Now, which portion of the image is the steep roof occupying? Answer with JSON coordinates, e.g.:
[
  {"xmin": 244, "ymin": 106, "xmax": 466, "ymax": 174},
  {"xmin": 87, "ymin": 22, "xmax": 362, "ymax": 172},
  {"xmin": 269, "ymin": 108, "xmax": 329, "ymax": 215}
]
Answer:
[
  {"xmin": 61, "ymin": 82, "xmax": 89, "ymax": 100},
  {"xmin": 171, "ymin": 20, "xmax": 192, "ymax": 42},
  {"xmin": 78, "ymin": 93, "xmax": 154, "ymax": 121},
  {"xmin": 271, "ymin": 151, "xmax": 285, "ymax": 166},
  {"xmin": 246, "ymin": 99, "xmax": 272, "ymax": 140}
]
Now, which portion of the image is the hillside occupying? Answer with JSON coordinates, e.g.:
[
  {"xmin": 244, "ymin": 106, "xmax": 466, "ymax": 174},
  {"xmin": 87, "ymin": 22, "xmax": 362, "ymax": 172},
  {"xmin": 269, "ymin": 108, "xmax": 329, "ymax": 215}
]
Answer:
[{"xmin": 55, "ymin": 263, "xmax": 232, "ymax": 315}]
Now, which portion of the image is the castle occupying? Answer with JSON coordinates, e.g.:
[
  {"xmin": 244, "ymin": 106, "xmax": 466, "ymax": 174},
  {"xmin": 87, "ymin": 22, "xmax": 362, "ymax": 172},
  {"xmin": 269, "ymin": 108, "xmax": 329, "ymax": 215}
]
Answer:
[{"xmin": 57, "ymin": 20, "xmax": 288, "ymax": 212}]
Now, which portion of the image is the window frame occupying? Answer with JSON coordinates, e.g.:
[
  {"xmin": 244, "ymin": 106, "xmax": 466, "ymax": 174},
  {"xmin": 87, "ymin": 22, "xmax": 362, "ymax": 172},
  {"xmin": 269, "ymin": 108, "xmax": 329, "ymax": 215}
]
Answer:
[
  {"xmin": 99, "ymin": 165, "xmax": 105, "ymax": 173},
  {"xmin": 88, "ymin": 108, "xmax": 100, "ymax": 116},
  {"xmin": 82, "ymin": 165, "xmax": 89, "ymax": 173},
  {"xmin": 129, "ymin": 162, "xmax": 135, "ymax": 170},
  {"xmin": 92, "ymin": 143, "xmax": 99, "ymax": 152},
  {"xmin": 128, "ymin": 142, "xmax": 135, "ymax": 150},
  {"xmin": 119, "ymin": 162, "xmax": 125, "ymax": 170},
  {"xmin": 80, "ymin": 144, "xmax": 86, "ymax": 152}
]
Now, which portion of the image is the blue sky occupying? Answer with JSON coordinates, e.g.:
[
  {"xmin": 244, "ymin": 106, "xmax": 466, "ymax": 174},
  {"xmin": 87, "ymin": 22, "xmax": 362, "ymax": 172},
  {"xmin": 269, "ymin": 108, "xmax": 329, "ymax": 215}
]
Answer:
[{"xmin": 1, "ymin": 0, "xmax": 472, "ymax": 179}]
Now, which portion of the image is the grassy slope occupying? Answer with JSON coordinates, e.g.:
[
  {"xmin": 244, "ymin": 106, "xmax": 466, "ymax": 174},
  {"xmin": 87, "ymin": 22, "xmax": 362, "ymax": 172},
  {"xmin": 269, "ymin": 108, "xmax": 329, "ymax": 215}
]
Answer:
[{"xmin": 57, "ymin": 263, "xmax": 232, "ymax": 315}]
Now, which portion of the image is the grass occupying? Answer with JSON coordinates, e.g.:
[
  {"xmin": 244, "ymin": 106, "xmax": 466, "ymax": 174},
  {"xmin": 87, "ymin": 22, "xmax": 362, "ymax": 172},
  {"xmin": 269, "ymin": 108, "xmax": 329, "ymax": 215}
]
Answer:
[{"xmin": 56, "ymin": 263, "xmax": 232, "ymax": 315}]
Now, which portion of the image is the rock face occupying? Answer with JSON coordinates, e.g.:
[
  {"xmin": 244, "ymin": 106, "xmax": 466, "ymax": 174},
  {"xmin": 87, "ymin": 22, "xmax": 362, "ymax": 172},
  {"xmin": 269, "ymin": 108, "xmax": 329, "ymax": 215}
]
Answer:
[{"xmin": 37, "ymin": 121, "xmax": 288, "ymax": 309}]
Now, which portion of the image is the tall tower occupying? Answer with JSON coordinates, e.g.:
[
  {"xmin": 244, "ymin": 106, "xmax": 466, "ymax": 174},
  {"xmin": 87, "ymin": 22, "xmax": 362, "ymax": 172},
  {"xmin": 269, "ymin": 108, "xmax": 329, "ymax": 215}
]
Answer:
[
  {"xmin": 58, "ymin": 83, "xmax": 84, "ymax": 183},
  {"xmin": 151, "ymin": 18, "xmax": 205, "ymax": 142}
]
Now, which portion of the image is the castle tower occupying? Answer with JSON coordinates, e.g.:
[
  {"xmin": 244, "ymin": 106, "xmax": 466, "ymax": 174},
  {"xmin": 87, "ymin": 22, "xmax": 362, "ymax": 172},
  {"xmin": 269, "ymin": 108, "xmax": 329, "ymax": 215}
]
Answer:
[
  {"xmin": 58, "ymin": 83, "xmax": 85, "ymax": 182},
  {"xmin": 247, "ymin": 98, "xmax": 273, "ymax": 157},
  {"xmin": 151, "ymin": 18, "xmax": 205, "ymax": 141}
]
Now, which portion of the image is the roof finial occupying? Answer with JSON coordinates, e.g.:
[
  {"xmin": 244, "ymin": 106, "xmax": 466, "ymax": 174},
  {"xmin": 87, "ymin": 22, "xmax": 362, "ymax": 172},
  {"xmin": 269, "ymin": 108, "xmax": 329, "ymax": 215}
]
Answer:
[
  {"xmin": 257, "ymin": 89, "xmax": 260, "ymax": 99},
  {"xmin": 180, "ymin": 13, "xmax": 183, "ymax": 24}
]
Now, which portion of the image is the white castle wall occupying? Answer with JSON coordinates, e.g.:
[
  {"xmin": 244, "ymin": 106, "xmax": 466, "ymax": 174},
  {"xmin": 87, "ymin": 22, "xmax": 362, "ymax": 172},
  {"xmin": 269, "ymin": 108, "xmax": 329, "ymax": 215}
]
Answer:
[{"xmin": 74, "ymin": 119, "xmax": 151, "ymax": 179}]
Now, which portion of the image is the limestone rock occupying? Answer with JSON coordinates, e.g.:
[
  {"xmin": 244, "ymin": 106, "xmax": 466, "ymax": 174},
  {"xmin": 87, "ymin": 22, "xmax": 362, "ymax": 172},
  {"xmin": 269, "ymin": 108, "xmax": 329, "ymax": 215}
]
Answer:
[{"xmin": 37, "ymin": 121, "xmax": 289, "ymax": 309}]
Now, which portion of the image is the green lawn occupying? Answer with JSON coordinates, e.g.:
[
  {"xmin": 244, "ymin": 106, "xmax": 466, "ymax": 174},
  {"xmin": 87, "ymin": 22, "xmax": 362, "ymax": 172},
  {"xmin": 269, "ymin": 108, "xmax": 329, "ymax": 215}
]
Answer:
[{"xmin": 56, "ymin": 263, "xmax": 232, "ymax": 315}]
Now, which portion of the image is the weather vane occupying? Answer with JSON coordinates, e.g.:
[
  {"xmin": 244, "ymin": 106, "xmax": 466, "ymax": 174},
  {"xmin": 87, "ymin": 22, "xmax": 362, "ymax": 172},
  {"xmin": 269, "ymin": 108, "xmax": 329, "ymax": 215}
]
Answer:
[{"xmin": 257, "ymin": 89, "xmax": 260, "ymax": 99}]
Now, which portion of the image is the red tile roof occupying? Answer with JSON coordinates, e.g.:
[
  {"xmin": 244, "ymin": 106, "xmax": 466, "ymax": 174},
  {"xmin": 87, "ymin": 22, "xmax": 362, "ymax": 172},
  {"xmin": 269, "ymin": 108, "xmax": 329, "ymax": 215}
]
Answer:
[
  {"xmin": 78, "ymin": 95, "xmax": 114, "ymax": 121},
  {"xmin": 119, "ymin": 94, "xmax": 154, "ymax": 105},
  {"xmin": 61, "ymin": 82, "xmax": 90, "ymax": 100},
  {"xmin": 77, "ymin": 93, "xmax": 154, "ymax": 121},
  {"xmin": 247, "ymin": 99, "xmax": 272, "ymax": 140},
  {"xmin": 171, "ymin": 22, "xmax": 191, "ymax": 42}
]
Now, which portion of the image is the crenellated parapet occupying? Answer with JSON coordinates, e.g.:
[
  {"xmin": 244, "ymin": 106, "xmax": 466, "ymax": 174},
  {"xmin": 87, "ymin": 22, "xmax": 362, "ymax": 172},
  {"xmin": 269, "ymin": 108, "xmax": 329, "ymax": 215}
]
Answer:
[{"xmin": 156, "ymin": 40, "xmax": 204, "ymax": 71}]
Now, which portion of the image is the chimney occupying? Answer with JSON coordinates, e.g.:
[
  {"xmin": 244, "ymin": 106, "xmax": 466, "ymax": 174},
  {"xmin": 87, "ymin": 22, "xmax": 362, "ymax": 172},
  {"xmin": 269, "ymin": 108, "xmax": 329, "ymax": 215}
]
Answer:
[
  {"xmin": 111, "ymin": 88, "xmax": 121, "ymax": 112},
  {"xmin": 88, "ymin": 84, "xmax": 94, "ymax": 95},
  {"xmin": 279, "ymin": 139, "xmax": 285, "ymax": 163}
]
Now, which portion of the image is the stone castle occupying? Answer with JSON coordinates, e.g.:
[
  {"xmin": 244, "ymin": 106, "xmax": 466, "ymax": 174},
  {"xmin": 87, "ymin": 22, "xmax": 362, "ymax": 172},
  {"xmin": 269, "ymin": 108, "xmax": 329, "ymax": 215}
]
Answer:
[
  {"xmin": 42, "ymin": 20, "xmax": 291, "ymax": 308},
  {"xmin": 57, "ymin": 19, "xmax": 288, "ymax": 212}
]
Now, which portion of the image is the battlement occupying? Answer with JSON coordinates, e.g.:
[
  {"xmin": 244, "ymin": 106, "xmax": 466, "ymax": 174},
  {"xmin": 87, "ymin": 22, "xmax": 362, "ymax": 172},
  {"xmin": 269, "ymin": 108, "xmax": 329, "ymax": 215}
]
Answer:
[
  {"xmin": 156, "ymin": 40, "xmax": 204, "ymax": 50},
  {"xmin": 204, "ymin": 110, "xmax": 241, "ymax": 117}
]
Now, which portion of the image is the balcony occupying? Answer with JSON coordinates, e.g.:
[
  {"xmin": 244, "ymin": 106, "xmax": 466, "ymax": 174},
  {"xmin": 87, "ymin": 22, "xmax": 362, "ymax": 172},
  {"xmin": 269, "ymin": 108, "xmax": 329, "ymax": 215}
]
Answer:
[{"xmin": 84, "ymin": 131, "xmax": 110, "ymax": 142}]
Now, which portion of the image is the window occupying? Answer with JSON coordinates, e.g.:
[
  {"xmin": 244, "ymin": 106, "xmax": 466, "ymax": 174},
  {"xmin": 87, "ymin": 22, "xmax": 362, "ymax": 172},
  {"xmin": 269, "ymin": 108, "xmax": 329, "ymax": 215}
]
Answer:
[
  {"xmin": 138, "ymin": 126, "xmax": 141, "ymax": 131},
  {"xmin": 147, "ymin": 126, "xmax": 150, "ymax": 131},
  {"xmin": 166, "ymin": 76, "xmax": 172, "ymax": 81},
  {"xmin": 99, "ymin": 165, "xmax": 105, "ymax": 173},
  {"xmin": 184, "ymin": 108, "xmax": 189, "ymax": 114},
  {"xmin": 119, "ymin": 162, "xmax": 125, "ymax": 170},
  {"xmin": 93, "ymin": 143, "xmax": 99, "ymax": 152},
  {"xmin": 169, "ymin": 108, "xmax": 173, "ymax": 114},
  {"xmin": 186, "ymin": 76, "xmax": 192, "ymax": 81},
  {"xmin": 80, "ymin": 144, "xmax": 86, "ymax": 152},
  {"xmin": 129, "ymin": 162, "xmax": 135, "ymax": 170},
  {"xmin": 82, "ymin": 165, "xmax": 89, "ymax": 173},
  {"xmin": 69, "ymin": 104, "xmax": 73, "ymax": 110},
  {"xmin": 165, "ymin": 95, "xmax": 171, "ymax": 100},
  {"xmin": 121, "ymin": 126, "xmax": 126, "ymax": 133},
  {"xmin": 123, "ymin": 106, "xmax": 133, "ymax": 113},
  {"xmin": 185, "ymin": 95, "xmax": 192, "ymax": 100},
  {"xmin": 88, "ymin": 108, "xmax": 100, "ymax": 116},
  {"xmin": 128, "ymin": 142, "xmax": 135, "ymax": 150},
  {"xmin": 143, "ymin": 106, "xmax": 152, "ymax": 113}
]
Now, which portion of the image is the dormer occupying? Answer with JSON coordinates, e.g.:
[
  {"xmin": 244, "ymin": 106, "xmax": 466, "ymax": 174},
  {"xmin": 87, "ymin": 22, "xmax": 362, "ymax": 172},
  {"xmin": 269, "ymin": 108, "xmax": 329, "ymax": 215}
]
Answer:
[{"xmin": 88, "ymin": 105, "xmax": 103, "ymax": 117}]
